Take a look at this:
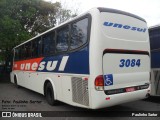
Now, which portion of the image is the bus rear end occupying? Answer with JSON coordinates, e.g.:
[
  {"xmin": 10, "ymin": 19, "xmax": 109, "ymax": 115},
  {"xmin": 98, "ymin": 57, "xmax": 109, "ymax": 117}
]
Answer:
[{"xmin": 90, "ymin": 8, "xmax": 150, "ymax": 109}]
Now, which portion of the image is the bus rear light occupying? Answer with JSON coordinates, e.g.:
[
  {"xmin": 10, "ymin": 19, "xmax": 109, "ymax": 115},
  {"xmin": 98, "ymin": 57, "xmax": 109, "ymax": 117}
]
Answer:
[
  {"xmin": 95, "ymin": 75, "xmax": 104, "ymax": 86},
  {"xmin": 95, "ymin": 75, "xmax": 104, "ymax": 91}
]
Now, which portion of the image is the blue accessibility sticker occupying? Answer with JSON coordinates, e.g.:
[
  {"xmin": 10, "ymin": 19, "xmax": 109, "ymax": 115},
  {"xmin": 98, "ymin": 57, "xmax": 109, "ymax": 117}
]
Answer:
[{"xmin": 104, "ymin": 74, "xmax": 113, "ymax": 86}]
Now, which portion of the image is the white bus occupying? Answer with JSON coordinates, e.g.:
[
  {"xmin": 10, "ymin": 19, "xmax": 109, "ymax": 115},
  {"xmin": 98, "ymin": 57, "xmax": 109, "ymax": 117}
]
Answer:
[
  {"xmin": 149, "ymin": 24, "xmax": 160, "ymax": 96},
  {"xmin": 10, "ymin": 7, "xmax": 151, "ymax": 109}
]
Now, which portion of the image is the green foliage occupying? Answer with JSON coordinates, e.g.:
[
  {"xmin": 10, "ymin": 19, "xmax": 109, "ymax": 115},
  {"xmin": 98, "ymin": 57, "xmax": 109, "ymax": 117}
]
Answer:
[
  {"xmin": 0, "ymin": 0, "xmax": 77, "ymax": 69},
  {"xmin": 0, "ymin": 15, "xmax": 30, "ymax": 50},
  {"xmin": 55, "ymin": 3, "xmax": 77, "ymax": 25}
]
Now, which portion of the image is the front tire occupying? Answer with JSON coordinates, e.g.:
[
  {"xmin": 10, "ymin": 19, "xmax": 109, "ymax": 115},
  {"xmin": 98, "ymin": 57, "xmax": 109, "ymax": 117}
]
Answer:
[{"xmin": 45, "ymin": 82, "xmax": 57, "ymax": 106}]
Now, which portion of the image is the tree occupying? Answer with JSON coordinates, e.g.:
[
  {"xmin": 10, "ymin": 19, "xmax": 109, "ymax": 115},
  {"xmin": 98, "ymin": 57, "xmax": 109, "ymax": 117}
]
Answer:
[
  {"xmin": 0, "ymin": 0, "xmax": 77, "ymax": 72},
  {"xmin": 54, "ymin": 0, "xmax": 79, "ymax": 25},
  {"xmin": 55, "ymin": 6, "xmax": 77, "ymax": 25}
]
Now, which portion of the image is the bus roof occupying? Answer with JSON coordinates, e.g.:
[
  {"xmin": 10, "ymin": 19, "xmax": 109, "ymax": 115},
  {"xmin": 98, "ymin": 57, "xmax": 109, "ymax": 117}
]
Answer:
[
  {"xmin": 149, "ymin": 24, "xmax": 160, "ymax": 30},
  {"xmin": 97, "ymin": 7, "xmax": 146, "ymax": 22}
]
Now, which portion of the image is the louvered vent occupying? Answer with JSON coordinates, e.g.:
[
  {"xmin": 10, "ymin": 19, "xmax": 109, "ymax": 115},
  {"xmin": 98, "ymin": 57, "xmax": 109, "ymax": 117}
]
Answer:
[{"xmin": 71, "ymin": 77, "xmax": 89, "ymax": 106}]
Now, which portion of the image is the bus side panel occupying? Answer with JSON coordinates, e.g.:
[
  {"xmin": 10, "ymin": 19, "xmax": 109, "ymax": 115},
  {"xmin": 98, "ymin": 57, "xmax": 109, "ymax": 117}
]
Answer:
[
  {"xmin": 151, "ymin": 51, "xmax": 160, "ymax": 68},
  {"xmin": 11, "ymin": 70, "xmax": 64, "ymax": 99},
  {"xmin": 11, "ymin": 46, "xmax": 90, "ymax": 108}
]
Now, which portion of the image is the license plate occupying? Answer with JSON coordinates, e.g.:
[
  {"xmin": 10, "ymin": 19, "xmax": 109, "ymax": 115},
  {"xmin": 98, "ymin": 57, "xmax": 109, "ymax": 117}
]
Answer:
[{"xmin": 126, "ymin": 87, "xmax": 135, "ymax": 92}]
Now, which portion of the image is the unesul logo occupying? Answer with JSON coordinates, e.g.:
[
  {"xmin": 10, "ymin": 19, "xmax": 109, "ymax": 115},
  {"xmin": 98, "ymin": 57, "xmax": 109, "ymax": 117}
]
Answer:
[
  {"xmin": 103, "ymin": 21, "xmax": 147, "ymax": 33},
  {"xmin": 14, "ymin": 56, "xmax": 69, "ymax": 72}
]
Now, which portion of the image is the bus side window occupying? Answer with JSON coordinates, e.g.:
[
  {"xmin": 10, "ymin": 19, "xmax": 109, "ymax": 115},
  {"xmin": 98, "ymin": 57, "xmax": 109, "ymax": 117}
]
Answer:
[
  {"xmin": 21, "ymin": 45, "xmax": 25, "ymax": 60},
  {"xmin": 37, "ymin": 37, "xmax": 42, "ymax": 57},
  {"xmin": 32, "ymin": 40, "xmax": 38, "ymax": 58},
  {"xmin": 25, "ymin": 42, "xmax": 32, "ymax": 59},
  {"xmin": 15, "ymin": 48, "xmax": 19, "ymax": 61},
  {"xmin": 18, "ymin": 47, "xmax": 21, "ymax": 60},
  {"xmin": 50, "ymin": 32, "xmax": 55, "ymax": 55},
  {"xmin": 70, "ymin": 18, "xmax": 88, "ymax": 50},
  {"xmin": 42, "ymin": 32, "xmax": 55, "ymax": 56},
  {"xmin": 32, "ymin": 37, "xmax": 42, "ymax": 57},
  {"xmin": 56, "ymin": 26, "xmax": 69, "ymax": 52}
]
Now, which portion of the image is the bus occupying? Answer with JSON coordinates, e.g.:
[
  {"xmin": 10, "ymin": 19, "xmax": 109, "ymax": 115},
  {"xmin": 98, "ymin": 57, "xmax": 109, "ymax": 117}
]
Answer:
[
  {"xmin": 10, "ymin": 7, "xmax": 151, "ymax": 109},
  {"xmin": 149, "ymin": 24, "xmax": 160, "ymax": 96}
]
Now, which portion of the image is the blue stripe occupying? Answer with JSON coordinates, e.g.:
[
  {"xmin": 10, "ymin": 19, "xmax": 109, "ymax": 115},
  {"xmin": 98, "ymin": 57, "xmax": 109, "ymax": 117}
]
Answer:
[{"xmin": 37, "ymin": 46, "xmax": 89, "ymax": 74}]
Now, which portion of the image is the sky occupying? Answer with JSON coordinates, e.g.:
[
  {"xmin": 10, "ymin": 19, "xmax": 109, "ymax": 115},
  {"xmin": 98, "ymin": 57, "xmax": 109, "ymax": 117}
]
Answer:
[{"xmin": 45, "ymin": 0, "xmax": 160, "ymax": 27}]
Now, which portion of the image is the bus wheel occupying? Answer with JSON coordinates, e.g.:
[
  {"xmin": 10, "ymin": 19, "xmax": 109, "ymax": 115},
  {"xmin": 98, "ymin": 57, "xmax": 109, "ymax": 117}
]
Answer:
[
  {"xmin": 14, "ymin": 76, "xmax": 20, "ymax": 88},
  {"xmin": 45, "ymin": 82, "xmax": 57, "ymax": 106}
]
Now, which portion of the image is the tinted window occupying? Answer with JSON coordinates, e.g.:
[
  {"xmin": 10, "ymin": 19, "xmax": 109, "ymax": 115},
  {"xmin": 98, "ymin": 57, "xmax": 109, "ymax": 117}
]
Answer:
[
  {"xmin": 15, "ymin": 48, "xmax": 20, "ymax": 60},
  {"xmin": 18, "ymin": 46, "xmax": 22, "ymax": 60},
  {"xmin": 37, "ymin": 38, "xmax": 42, "ymax": 56},
  {"xmin": 42, "ymin": 32, "xmax": 55, "ymax": 55},
  {"xmin": 70, "ymin": 18, "xmax": 88, "ymax": 49},
  {"xmin": 21, "ymin": 45, "xmax": 25, "ymax": 60},
  {"xmin": 32, "ymin": 39, "xmax": 38, "ymax": 57},
  {"xmin": 56, "ymin": 26, "xmax": 69, "ymax": 52},
  {"xmin": 25, "ymin": 42, "xmax": 32, "ymax": 59},
  {"xmin": 149, "ymin": 28, "xmax": 160, "ymax": 50},
  {"xmin": 32, "ymin": 37, "xmax": 42, "ymax": 57}
]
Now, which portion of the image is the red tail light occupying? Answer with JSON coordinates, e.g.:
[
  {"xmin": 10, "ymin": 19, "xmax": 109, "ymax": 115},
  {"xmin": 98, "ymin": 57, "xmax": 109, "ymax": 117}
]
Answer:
[
  {"xmin": 95, "ymin": 75, "xmax": 104, "ymax": 91},
  {"xmin": 95, "ymin": 75, "xmax": 104, "ymax": 86}
]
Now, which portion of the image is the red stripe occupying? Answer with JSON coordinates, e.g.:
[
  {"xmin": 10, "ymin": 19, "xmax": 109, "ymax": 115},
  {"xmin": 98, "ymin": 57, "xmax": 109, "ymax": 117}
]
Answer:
[{"xmin": 13, "ymin": 57, "xmax": 44, "ymax": 71}]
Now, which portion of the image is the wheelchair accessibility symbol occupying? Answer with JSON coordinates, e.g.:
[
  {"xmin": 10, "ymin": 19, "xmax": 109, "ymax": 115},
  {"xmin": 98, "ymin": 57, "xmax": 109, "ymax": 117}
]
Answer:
[{"xmin": 104, "ymin": 74, "xmax": 113, "ymax": 86}]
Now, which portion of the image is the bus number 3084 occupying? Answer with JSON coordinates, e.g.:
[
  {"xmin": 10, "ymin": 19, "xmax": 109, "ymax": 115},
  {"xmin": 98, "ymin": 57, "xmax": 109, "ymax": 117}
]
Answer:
[{"xmin": 119, "ymin": 59, "xmax": 141, "ymax": 67}]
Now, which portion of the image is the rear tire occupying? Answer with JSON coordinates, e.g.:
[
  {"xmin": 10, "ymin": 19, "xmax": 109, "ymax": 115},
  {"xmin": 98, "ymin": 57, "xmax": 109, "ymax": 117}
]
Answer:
[
  {"xmin": 14, "ymin": 76, "xmax": 20, "ymax": 88},
  {"xmin": 45, "ymin": 82, "xmax": 57, "ymax": 106}
]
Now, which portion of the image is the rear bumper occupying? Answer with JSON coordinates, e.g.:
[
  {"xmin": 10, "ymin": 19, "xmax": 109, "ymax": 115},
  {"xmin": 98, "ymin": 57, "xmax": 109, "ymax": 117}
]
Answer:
[
  {"xmin": 90, "ymin": 85, "xmax": 150, "ymax": 109},
  {"xmin": 104, "ymin": 83, "xmax": 149, "ymax": 95}
]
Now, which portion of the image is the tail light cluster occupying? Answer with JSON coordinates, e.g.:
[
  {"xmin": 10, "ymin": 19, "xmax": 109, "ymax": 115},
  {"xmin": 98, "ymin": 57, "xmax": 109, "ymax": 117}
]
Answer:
[{"xmin": 95, "ymin": 75, "xmax": 104, "ymax": 91}]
